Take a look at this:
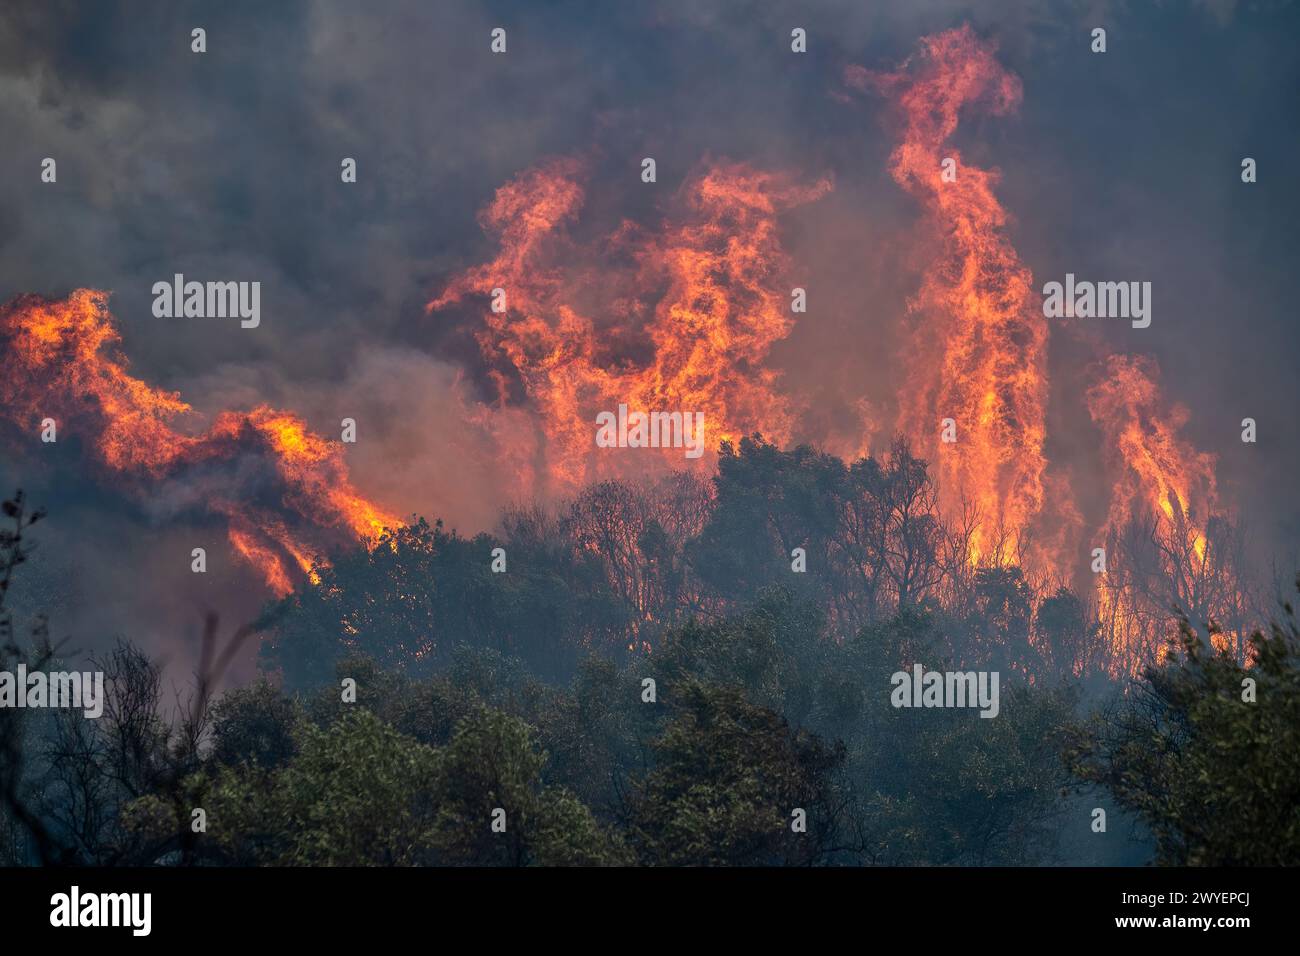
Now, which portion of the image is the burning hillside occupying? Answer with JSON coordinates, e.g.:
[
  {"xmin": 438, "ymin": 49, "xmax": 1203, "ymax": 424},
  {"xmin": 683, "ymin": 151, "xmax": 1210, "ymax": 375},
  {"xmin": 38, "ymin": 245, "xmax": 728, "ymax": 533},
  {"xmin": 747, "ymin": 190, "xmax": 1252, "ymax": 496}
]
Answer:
[
  {"xmin": 0, "ymin": 27, "xmax": 1253, "ymax": 674},
  {"xmin": 0, "ymin": 289, "xmax": 399, "ymax": 595}
]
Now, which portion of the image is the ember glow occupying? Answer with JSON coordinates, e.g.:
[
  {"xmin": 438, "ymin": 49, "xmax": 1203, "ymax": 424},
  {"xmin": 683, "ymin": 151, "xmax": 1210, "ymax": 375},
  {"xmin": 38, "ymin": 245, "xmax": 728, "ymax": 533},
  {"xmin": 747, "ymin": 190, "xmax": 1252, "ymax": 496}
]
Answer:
[{"xmin": 0, "ymin": 289, "xmax": 400, "ymax": 595}]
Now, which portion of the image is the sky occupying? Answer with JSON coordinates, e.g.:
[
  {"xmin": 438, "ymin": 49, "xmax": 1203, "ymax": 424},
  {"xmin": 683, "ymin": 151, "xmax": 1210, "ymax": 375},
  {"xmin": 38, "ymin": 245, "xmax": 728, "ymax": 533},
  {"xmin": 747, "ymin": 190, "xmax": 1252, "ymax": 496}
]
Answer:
[{"xmin": 1, "ymin": 0, "xmax": 1297, "ymax": 682}]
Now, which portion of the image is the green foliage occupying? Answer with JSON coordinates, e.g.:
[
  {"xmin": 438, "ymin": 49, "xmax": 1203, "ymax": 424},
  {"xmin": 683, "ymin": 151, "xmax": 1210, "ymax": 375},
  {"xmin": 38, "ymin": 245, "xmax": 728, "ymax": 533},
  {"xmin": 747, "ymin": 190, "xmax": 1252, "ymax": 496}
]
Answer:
[
  {"xmin": 1034, "ymin": 587, "xmax": 1107, "ymax": 681},
  {"xmin": 428, "ymin": 706, "xmax": 628, "ymax": 865},
  {"xmin": 529, "ymin": 657, "xmax": 656, "ymax": 819},
  {"xmin": 835, "ymin": 608, "xmax": 1077, "ymax": 864},
  {"xmin": 257, "ymin": 437, "xmax": 993, "ymax": 691},
  {"xmin": 210, "ymin": 679, "xmax": 301, "ymax": 770},
  {"xmin": 649, "ymin": 586, "xmax": 831, "ymax": 726},
  {"xmin": 208, "ymin": 709, "xmax": 440, "ymax": 866},
  {"xmin": 205, "ymin": 702, "xmax": 627, "ymax": 866},
  {"xmin": 5, "ymin": 456, "xmax": 1288, "ymax": 868},
  {"xmin": 1066, "ymin": 591, "xmax": 1300, "ymax": 865},
  {"xmin": 630, "ymin": 681, "xmax": 848, "ymax": 865}
]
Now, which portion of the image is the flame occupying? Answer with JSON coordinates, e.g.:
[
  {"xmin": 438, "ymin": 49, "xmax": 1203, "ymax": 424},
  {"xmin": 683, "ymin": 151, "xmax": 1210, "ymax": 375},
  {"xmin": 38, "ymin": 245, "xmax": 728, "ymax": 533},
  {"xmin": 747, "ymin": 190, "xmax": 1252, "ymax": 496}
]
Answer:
[
  {"xmin": 0, "ymin": 28, "xmax": 1256, "ymax": 677},
  {"xmin": 1086, "ymin": 354, "xmax": 1238, "ymax": 668},
  {"xmin": 0, "ymin": 289, "xmax": 399, "ymax": 595},
  {"xmin": 849, "ymin": 27, "xmax": 1245, "ymax": 671},
  {"xmin": 225, "ymin": 519, "xmax": 295, "ymax": 596},
  {"xmin": 428, "ymin": 157, "xmax": 831, "ymax": 491},
  {"xmin": 1087, "ymin": 354, "xmax": 1217, "ymax": 562},
  {"xmin": 846, "ymin": 26, "xmax": 1060, "ymax": 574}
]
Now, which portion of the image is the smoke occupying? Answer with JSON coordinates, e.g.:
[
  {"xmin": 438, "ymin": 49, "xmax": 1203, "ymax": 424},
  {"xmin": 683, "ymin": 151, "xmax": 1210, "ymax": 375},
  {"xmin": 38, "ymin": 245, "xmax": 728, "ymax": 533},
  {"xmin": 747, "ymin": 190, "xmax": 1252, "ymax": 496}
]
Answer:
[
  {"xmin": 0, "ymin": 0, "xmax": 1296, "ymax": 683},
  {"xmin": 0, "ymin": 290, "xmax": 399, "ymax": 598}
]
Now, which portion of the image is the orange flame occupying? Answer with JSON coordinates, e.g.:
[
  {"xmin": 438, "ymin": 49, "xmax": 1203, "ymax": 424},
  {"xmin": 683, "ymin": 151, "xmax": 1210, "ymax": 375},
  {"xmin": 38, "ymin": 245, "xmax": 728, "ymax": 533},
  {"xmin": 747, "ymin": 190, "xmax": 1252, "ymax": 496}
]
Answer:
[
  {"xmin": 0, "ymin": 28, "xmax": 1253, "ymax": 679},
  {"xmin": 1086, "ymin": 354, "xmax": 1240, "ymax": 668},
  {"xmin": 850, "ymin": 27, "xmax": 1245, "ymax": 671},
  {"xmin": 0, "ymin": 289, "xmax": 399, "ymax": 595},
  {"xmin": 846, "ymin": 26, "xmax": 1060, "ymax": 574},
  {"xmin": 428, "ymin": 157, "xmax": 831, "ymax": 491},
  {"xmin": 1087, "ymin": 354, "xmax": 1217, "ymax": 562}
]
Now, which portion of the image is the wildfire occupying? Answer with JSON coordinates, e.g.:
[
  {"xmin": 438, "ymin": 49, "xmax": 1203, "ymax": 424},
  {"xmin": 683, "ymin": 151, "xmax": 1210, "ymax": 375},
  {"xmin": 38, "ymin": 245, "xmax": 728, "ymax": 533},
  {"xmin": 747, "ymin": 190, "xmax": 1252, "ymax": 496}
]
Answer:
[
  {"xmin": 0, "ymin": 289, "xmax": 400, "ymax": 595},
  {"xmin": 1086, "ymin": 354, "xmax": 1241, "ymax": 668},
  {"xmin": 1087, "ymin": 354, "xmax": 1217, "ymax": 563},
  {"xmin": 845, "ymin": 25, "xmax": 1059, "ymax": 574},
  {"xmin": 428, "ymin": 157, "xmax": 831, "ymax": 491},
  {"xmin": 0, "ymin": 26, "xmax": 1254, "ymax": 677},
  {"xmin": 841, "ymin": 27, "xmax": 1249, "ymax": 672}
]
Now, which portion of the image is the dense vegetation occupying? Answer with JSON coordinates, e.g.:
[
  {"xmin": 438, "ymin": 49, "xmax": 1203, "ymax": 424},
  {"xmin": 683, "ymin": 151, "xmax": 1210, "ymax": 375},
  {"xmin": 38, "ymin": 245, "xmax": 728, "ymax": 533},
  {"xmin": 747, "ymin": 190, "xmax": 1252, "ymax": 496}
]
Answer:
[{"xmin": 2, "ymin": 437, "xmax": 1296, "ymax": 866}]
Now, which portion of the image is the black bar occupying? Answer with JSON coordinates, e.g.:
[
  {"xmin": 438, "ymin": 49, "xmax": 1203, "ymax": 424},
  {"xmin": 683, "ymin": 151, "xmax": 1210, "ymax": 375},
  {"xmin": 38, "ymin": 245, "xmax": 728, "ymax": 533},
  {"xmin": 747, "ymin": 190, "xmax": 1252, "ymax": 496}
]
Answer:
[{"xmin": 0, "ymin": 866, "xmax": 1275, "ymax": 942}]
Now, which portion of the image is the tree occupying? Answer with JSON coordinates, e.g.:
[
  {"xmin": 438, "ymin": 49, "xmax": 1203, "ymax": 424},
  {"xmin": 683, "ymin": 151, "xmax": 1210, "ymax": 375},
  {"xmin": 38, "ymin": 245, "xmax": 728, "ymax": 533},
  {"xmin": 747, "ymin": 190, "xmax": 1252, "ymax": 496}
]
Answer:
[
  {"xmin": 838, "ymin": 608, "xmax": 1076, "ymax": 864},
  {"xmin": 690, "ymin": 436, "xmax": 953, "ymax": 636},
  {"xmin": 260, "ymin": 515, "xmax": 630, "ymax": 688},
  {"xmin": 0, "ymin": 490, "xmax": 66, "ymax": 864},
  {"xmin": 427, "ymin": 706, "xmax": 628, "ymax": 865},
  {"xmin": 201, "ymin": 703, "xmax": 626, "ymax": 866},
  {"xmin": 963, "ymin": 566, "xmax": 1035, "ymax": 673},
  {"xmin": 630, "ymin": 681, "xmax": 851, "ymax": 865},
  {"xmin": 1065, "ymin": 582, "xmax": 1300, "ymax": 865},
  {"xmin": 205, "ymin": 708, "xmax": 440, "ymax": 866},
  {"xmin": 1033, "ymin": 587, "xmax": 1107, "ymax": 682},
  {"xmin": 210, "ymin": 679, "xmax": 301, "ymax": 770}
]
